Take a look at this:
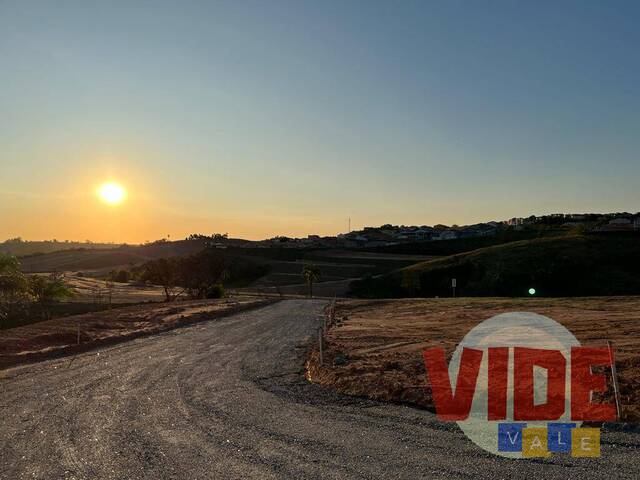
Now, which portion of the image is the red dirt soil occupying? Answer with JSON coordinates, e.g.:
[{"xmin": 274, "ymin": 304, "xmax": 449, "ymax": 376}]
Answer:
[
  {"xmin": 308, "ymin": 297, "xmax": 640, "ymax": 422},
  {"xmin": 0, "ymin": 296, "xmax": 275, "ymax": 370}
]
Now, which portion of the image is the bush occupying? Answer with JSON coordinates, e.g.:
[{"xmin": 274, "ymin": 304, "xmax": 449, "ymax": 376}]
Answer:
[
  {"xmin": 108, "ymin": 269, "xmax": 131, "ymax": 283},
  {"xmin": 206, "ymin": 284, "xmax": 225, "ymax": 299},
  {"xmin": 28, "ymin": 273, "xmax": 73, "ymax": 318}
]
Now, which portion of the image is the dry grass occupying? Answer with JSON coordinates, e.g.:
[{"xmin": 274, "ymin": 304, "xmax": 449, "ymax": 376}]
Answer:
[
  {"xmin": 309, "ymin": 297, "xmax": 640, "ymax": 421},
  {"xmin": 0, "ymin": 296, "xmax": 274, "ymax": 370},
  {"xmin": 63, "ymin": 274, "xmax": 166, "ymax": 303}
]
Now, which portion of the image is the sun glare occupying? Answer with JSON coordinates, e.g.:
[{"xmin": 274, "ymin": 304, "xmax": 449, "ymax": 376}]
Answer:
[{"xmin": 98, "ymin": 182, "xmax": 126, "ymax": 205}]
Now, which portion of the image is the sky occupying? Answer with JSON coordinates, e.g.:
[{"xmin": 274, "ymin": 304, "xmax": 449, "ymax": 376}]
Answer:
[{"xmin": 1, "ymin": 0, "xmax": 639, "ymax": 242}]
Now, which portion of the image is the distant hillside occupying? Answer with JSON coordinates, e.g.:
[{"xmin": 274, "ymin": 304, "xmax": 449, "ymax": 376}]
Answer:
[
  {"xmin": 18, "ymin": 240, "xmax": 210, "ymax": 273},
  {"xmin": 0, "ymin": 240, "xmax": 121, "ymax": 257},
  {"xmin": 350, "ymin": 233, "xmax": 640, "ymax": 298},
  {"xmin": 366, "ymin": 227, "xmax": 569, "ymax": 256}
]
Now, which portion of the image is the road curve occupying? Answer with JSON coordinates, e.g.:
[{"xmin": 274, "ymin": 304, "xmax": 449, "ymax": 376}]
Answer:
[{"xmin": 1, "ymin": 300, "xmax": 638, "ymax": 479}]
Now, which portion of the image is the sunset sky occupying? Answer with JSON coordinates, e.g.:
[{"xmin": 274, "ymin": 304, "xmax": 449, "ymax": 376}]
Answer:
[{"xmin": 1, "ymin": 1, "xmax": 639, "ymax": 243}]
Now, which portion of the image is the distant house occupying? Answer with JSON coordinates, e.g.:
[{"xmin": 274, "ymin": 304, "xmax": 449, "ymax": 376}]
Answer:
[
  {"xmin": 595, "ymin": 218, "xmax": 634, "ymax": 232},
  {"xmin": 414, "ymin": 228, "xmax": 434, "ymax": 241},
  {"xmin": 459, "ymin": 223, "xmax": 497, "ymax": 238},
  {"xmin": 397, "ymin": 227, "xmax": 432, "ymax": 242},
  {"xmin": 433, "ymin": 230, "xmax": 458, "ymax": 241},
  {"xmin": 609, "ymin": 218, "xmax": 631, "ymax": 225},
  {"xmin": 365, "ymin": 240, "xmax": 395, "ymax": 248}
]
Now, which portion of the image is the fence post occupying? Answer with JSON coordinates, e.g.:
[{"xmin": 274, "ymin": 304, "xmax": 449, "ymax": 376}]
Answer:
[
  {"xmin": 318, "ymin": 327, "xmax": 324, "ymax": 366},
  {"xmin": 332, "ymin": 297, "xmax": 336, "ymax": 324},
  {"xmin": 607, "ymin": 340, "xmax": 622, "ymax": 420}
]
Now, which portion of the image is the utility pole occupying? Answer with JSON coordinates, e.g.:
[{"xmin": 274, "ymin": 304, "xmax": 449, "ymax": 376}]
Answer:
[{"xmin": 348, "ymin": 217, "xmax": 351, "ymax": 233}]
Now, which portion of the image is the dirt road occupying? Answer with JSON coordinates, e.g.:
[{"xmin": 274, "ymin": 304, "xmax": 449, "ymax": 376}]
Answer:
[{"xmin": 1, "ymin": 300, "xmax": 638, "ymax": 479}]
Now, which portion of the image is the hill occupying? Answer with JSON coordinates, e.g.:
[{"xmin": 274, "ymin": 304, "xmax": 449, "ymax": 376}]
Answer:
[
  {"xmin": 16, "ymin": 240, "xmax": 432, "ymax": 298},
  {"xmin": 365, "ymin": 226, "xmax": 569, "ymax": 256},
  {"xmin": 350, "ymin": 233, "xmax": 640, "ymax": 297},
  {"xmin": 0, "ymin": 239, "xmax": 120, "ymax": 257},
  {"xmin": 17, "ymin": 239, "xmax": 210, "ymax": 273}
]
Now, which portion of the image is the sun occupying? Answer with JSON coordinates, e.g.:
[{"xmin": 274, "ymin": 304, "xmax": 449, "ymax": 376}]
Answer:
[{"xmin": 98, "ymin": 181, "xmax": 126, "ymax": 205}]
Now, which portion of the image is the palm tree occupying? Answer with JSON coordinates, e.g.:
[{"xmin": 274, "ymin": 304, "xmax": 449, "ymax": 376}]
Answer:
[{"xmin": 301, "ymin": 264, "xmax": 321, "ymax": 298}]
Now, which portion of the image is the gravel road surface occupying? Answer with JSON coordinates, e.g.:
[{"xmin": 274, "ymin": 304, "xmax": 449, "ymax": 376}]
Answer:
[{"xmin": 1, "ymin": 300, "xmax": 638, "ymax": 479}]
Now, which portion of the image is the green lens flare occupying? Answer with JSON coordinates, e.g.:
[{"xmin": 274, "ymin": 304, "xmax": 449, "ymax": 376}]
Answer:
[{"xmin": 528, "ymin": 288, "xmax": 536, "ymax": 295}]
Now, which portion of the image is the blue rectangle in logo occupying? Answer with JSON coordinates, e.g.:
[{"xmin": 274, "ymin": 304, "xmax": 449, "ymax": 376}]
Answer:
[
  {"xmin": 498, "ymin": 423, "xmax": 527, "ymax": 452},
  {"xmin": 548, "ymin": 423, "xmax": 576, "ymax": 452}
]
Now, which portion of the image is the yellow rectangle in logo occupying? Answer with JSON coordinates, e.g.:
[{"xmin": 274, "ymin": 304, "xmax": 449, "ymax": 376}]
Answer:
[
  {"xmin": 522, "ymin": 427, "xmax": 550, "ymax": 457},
  {"xmin": 571, "ymin": 428, "xmax": 600, "ymax": 457}
]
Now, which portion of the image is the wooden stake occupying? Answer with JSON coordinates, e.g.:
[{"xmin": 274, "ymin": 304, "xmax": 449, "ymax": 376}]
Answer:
[
  {"xmin": 607, "ymin": 340, "xmax": 622, "ymax": 420},
  {"xmin": 318, "ymin": 328, "xmax": 324, "ymax": 366},
  {"xmin": 77, "ymin": 324, "xmax": 80, "ymax": 345}
]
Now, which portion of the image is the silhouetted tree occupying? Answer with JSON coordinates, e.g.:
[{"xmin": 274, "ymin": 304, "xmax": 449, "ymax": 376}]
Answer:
[
  {"xmin": 178, "ymin": 250, "xmax": 228, "ymax": 299},
  {"xmin": 137, "ymin": 257, "xmax": 184, "ymax": 302},
  {"xmin": 302, "ymin": 264, "xmax": 321, "ymax": 298}
]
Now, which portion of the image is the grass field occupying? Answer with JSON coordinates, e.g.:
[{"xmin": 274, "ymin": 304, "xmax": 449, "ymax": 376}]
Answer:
[
  {"xmin": 63, "ymin": 274, "xmax": 166, "ymax": 302},
  {"xmin": 308, "ymin": 297, "xmax": 640, "ymax": 422}
]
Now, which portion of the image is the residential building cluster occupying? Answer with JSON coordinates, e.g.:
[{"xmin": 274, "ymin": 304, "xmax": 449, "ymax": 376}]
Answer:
[{"xmin": 255, "ymin": 211, "xmax": 640, "ymax": 249}]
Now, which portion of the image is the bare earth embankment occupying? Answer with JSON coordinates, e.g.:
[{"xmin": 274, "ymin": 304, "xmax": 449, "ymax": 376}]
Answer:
[
  {"xmin": 0, "ymin": 296, "xmax": 276, "ymax": 369},
  {"xmin": 308, "ymin": 297, "xmax": 640, "ymax": 421}
]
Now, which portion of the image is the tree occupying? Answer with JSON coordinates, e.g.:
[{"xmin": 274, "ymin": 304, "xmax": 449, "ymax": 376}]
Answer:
[
  {"xmin": 178, "ymin": 250, "xmax": 228, "ymax": 299},
  {"xmin": 28, "ymin": 272, "xmax": 73, "ymax": 319},
  {"xmin": 108, "ymin": 269, "xmax": 131, "ymax": 283},
  {"xmin": 137, "ymin": 257, "xmax": 184, "ymax": 302},
  {"xmin": 135, "ymin": 248, "xmax": 267, "ymax": 301},
  {"xmin": 301, "ymin": 264, "xmax": 321, "ymax": 298},
  {"xmin": 0, "ymin": 254, "xmax": 28, "ymax": 328},
  {"xmin": 0, "ymin": 254, "xmax": 27, "ymax": 294}
]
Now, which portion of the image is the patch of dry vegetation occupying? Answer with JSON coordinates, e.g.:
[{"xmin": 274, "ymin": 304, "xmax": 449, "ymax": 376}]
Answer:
[
  {"xmin": 0, "ymin": 296, "xmax": 275, "ymax": 369},
  {"xmin": 308, "ymin": 297, "xmax": 640, "ymax": 421}
]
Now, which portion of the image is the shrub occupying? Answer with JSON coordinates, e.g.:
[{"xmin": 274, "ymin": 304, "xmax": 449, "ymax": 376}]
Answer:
[
  {"xmin": 28, "ymin": 273, "xmax": 73, "ymax": 318},
  {"xmin": 108, "ymin": 269, "xmax": 131, "ymax": 283},
  {"xmin": 206, "ymin": 284, "xmax": 225, "ymax": 299}
]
